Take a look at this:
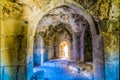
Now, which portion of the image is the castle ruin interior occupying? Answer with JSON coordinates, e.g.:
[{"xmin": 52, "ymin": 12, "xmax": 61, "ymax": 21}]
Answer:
[{"xmin": 0, "ymin": 0, "xmax": 119, "ymax": 80}]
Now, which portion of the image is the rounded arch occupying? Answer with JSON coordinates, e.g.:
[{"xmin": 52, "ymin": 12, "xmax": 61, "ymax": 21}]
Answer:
[
  {"xmin": 28, "ymin": 1, "xmax": 104, "ymax": 80},
  {"xmin": 47, "ymin": 23, "xmax": 77, "ymax": 60},
  {"xmin": 35, "ymin": 21, "xmax": 79, "ymax": 60}
]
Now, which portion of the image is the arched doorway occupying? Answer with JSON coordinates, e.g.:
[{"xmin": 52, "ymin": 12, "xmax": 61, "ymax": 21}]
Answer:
[{"xmin": 59, "ymin": 41, "xmax": 69, "ymax": 59}]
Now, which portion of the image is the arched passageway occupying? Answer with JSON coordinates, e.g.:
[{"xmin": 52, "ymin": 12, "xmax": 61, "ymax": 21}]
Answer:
[{"xmin": 31, "ymin": 2, "xmax": 104, "ymax": 80}]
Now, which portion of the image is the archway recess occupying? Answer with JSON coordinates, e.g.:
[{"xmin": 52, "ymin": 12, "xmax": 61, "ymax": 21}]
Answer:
[{"xmin": 28, "ymin": 1, "xmax": 104, "ymax": 80}]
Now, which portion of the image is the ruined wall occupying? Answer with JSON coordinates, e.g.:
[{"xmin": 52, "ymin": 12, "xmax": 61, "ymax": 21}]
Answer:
[
  {"xmin": 74, "ymin": 0, "xmax": 120, "ymax": 80},
  {"xmin": 0, "ymin": 0, "xmax": 27, "ymax": 80},
  {"xmin": 0, "ymin": 0, "xmax": 119, "ymax": 80}
]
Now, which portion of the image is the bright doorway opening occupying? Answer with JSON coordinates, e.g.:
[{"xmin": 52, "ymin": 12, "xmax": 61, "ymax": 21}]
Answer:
[{"xmin": 59, "ymin": 41, "xmax": 69, "ymax": 59}]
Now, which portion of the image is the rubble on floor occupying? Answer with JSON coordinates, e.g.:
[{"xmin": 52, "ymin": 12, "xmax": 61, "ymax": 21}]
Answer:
[{"xmin": 32, "ymin": 60, "xmax": 93, "ymax": 80}]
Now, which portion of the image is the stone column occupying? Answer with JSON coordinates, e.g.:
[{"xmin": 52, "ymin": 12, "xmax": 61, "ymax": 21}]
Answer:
[
  {"xmin": 80, "ymin": 31, "xmax": 85, "ymax": 62},
  {"xmin": 93, "ymin": 35, "xmax": 105, "ymax": 80},
  {"xmin": 72, "ymin": 36, "xmax": 79, "ymax": 61}
]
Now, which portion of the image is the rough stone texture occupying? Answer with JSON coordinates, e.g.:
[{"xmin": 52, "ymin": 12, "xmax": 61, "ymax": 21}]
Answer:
[
  {"xmin": 33, "ymin": 70, "xmax": 44, "ymax": 80},
  {"xmin": 34, "ymin": 6, "xmax": 90, "ymax": 63},
  {"xmin": 34, "ymin": 4, "xmax": 104, "ymax": 80},
  {"xmin": 0, "ymin": 0, "xmax": 27, "ymax": 80},
  {"xmin": 0, "ymin": 0, "xmax": 119, "ymax": 80},
  {"xmin": 74, "ymin": 0, "xmax": 120, "ymax": 80}
]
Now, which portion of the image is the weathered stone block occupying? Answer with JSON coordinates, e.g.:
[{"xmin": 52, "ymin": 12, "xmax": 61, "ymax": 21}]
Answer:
[
  {"xmin": 5, "ymin": 36, "xmax": 16, "ymax": 49},
  {"xmin": 34, "ymin": 71, "xmax": 44, "ymax": 80},
  {"xmin": 0, "ymin": 35, "xmax": 5, "ymax": 49},
  {"xmin": 105, "ymin": 61, "xmax": 119, "ymax": 80},
  {"xmin": 93, "ymin": 48, "xmax": 104, "ymax": 60},
  {"xmin": 2, "ymin": 66, "xmax": 26, "ymax": 80},
  {"xmin": 4, "ymin": 20, "xmax": 22, "ymax": 35},
  {"xmin": 93, "ymin": 60, "xmax": 104, "ymax": 80},
  {"xmin": 27, "ymin": 62, "xmax": 33, "ymax": 80},
  {"xmin": 0, "ymin": 20, "xmax": 5, "ymax": 35},
  {"xmin": 1, "ymin": 49, "xmax": 24, "ymax": 65},
  {"xmin": 105, "ymin": 52, "xmax": 119, "ymax": 62},
  {"xmin": 1, "ymin": 50, "xmax": 13, "ymax": 66}
]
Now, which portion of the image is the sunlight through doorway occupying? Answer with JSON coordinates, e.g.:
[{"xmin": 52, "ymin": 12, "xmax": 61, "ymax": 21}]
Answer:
[{"xmin": 59, "ymin": 41, "xmax": 69, "ymax": 59}]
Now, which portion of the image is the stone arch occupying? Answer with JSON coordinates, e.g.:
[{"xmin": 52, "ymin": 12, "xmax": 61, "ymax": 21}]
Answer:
[
  {"xmin": 46, "ymin": 23, "xmax": 76, "ymax": 60},
  {"xmin": 52, "ymin": 34, "xmax": 71, "ymax": 59},
  {"xmin": 34, "ymin": 22, "xmax": 77, "ymax": 61},
  {"xmin": 28, "ymin": 1, "xmax": 104, "ymax": 80}
]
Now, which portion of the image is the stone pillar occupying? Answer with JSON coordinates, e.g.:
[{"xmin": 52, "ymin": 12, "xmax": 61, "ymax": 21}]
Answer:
[
  {"xmin": 80, "ymin": 31, "xmax": 85, "ymax": 62},
  {"xmin": 27, "ymin": 36, "xmax": 34, "ymax": 80},
  {"xmin": 93, "ymin": 59, "xmax": 104, "ymax": 80},
  {"xmin": 34, "ymin": 34, "xmax": 43, "ymax": 66},
  {"xmin": 72, "ymin": 36, "xmax": 79, "ymax": 61},
  {"xmin": 93, "ymin": 35, "xmax": 105, "ymax": 80},
  {"xmin": 76, "ymin": 35, "xmax": 80, "ymax": 61}
]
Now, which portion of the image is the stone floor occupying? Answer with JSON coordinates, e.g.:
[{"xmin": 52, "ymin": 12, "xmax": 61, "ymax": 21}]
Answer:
[{"xmin": 32, "ymin": 59, "xmax": 93, "ymax": 80}]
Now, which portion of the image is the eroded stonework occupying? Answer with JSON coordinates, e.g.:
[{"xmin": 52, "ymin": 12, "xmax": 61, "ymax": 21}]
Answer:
[
  {"xmin": 0, "ymin": 0, "xmax": 119, "ymax": 80},
  {"xmin": 37, "ymin": 6, "xmax": 89, "ymax": 34}
]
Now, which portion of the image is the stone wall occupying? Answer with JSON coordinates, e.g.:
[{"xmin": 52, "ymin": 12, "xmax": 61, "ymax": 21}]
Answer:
[
  {"xmin": 0, "ymin": 0, "xmax": 119, "ymax": 80},
  {"xmin": 0, "ymin": 0, "xmax": 27, "ymax": 80},
  {"xmin": 75, "ymin": 0, "xmax": 120, "ymax": 79},
  {"xmin": 81, "ymin": 0, "xmax": 119, "ymax": 80}
]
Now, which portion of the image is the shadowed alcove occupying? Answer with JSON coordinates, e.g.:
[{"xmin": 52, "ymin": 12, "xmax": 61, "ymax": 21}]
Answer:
[{"xmin": 84, "ymin": 27, "xmax": 93, "ymax": 62}]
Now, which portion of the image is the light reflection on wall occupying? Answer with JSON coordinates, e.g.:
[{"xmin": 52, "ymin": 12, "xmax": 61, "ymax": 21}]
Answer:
[{"xmin": 41, "ymin": 49, "xmax": 44, "ymax": 65}]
